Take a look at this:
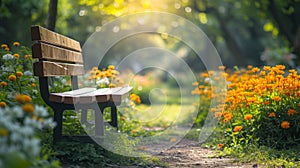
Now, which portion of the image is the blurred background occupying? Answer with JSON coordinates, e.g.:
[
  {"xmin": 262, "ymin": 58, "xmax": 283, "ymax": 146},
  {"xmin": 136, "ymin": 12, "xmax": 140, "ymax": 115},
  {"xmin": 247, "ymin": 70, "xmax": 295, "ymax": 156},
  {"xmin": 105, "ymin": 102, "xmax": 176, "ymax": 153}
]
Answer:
[{"xmin": 1, "ymin": 0, "xmax": 300, "ymax": 69}]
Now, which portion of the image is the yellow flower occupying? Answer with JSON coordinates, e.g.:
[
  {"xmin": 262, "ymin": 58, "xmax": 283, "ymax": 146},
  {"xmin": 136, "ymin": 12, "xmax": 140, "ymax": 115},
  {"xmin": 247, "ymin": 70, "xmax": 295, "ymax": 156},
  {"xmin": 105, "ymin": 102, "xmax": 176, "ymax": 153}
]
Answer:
[
  {"xmin": 8, "ymin": 74, "xmax": 17, "ymax": 81},
  {"xmin": 0, "ymin": 128, "xmax": 9, "ymax": 136},
  {"xmin": 1, "ymin": 44, "xmax": 8, "ymax": 49},
  {"xmin": 233, "ymin": 126, "xmax": 243, "ymax": 132},
  {"xmin": 4, "ymin": 47, "xmax": 9, "ymax": 51},
  {"xmin": 244, "ymin": 114, "xmax": 253, "ymax": 121},
  {"xmin": 0, "ymin": 81, "xmax": 7, "ymax": 87},
  {"xmin": 268, "ymin": 112, "xmax": 276, "ymax": 118},
  {"xmin": 22, "ymin": 104, "xmax": 35, "ymax": 114},
  {"xmin": 16, "ymin": 71, "xmax": 23, "ymax": 77},
  {"xmin": 31, "ymin": 83, "xmax": 36, "ymax": 87},
  {"xmin": 13, "ymin": 53, "xmax": 20, "ymax": 59},
  {"xmin": 0, "ymin": 102, "xmax": 6, "ymax": 108},
  {"xmin": 287, "ymin": 109, "xmax": 296, "ymax": 116},
  {"xmin": 108, "ymin": 65, "xmax": 115, "ymax": 70},
  {"xmin": 120, "ymin": 116, "xmax": 126, "ymax": 121},
  {"xmin": 281, "ymin": 121, "xmax": 290, "ymax": 129},
  {"xmin": 13, "ymin": 42, "xmax": 20, "ymax": 46},
  {"xmin": 109, "ymin": 83, "xmax": 116, "ymax": 88}
]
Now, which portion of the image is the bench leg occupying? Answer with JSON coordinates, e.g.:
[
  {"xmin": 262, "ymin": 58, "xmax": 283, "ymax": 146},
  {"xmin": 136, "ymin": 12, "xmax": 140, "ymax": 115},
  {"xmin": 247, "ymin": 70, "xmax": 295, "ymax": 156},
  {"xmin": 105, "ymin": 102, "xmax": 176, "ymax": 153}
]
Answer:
[
  {"xmin": 110, "ymin": 104, "xmax": 118, "ymax": 129},
  {"xmin": 53, "ymin": 108, "xmax": 63, "ymax": 145},
  {"xmin": 80, "ymin": 107, "xmax": 88, "ymax": 125},
  {"xmin": 95, "ymin": 106, "xmax": 104, "ymax": 136}
]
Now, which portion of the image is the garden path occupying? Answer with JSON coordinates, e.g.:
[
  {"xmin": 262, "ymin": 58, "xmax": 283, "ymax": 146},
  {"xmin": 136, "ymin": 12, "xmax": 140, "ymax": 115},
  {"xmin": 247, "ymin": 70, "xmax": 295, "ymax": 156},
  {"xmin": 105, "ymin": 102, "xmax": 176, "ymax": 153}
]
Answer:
[{"xmin": 154, "ymin": 139, "xmax": 260, "ymax": 168}]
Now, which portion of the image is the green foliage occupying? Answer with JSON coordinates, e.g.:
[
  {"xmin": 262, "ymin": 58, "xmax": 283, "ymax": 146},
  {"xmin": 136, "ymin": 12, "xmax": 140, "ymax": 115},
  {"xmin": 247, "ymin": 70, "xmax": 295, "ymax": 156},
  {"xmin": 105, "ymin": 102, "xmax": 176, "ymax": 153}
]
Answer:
[{"xmin": 54, "ymin": 141, "xmax": 166, "ymax": 167}]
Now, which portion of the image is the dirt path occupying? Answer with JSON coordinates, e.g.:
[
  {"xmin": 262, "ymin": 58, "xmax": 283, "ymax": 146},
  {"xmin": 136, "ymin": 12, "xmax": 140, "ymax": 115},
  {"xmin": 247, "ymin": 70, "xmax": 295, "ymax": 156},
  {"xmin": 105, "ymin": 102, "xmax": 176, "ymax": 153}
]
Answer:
[{"xmin": 155, "ymin": 139, "xmax": 259, "ymax": 168}]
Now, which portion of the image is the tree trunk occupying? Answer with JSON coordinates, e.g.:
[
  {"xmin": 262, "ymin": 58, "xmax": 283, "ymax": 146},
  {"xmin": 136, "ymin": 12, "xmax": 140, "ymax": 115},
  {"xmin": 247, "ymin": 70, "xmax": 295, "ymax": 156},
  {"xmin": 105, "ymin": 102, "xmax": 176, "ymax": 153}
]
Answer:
[
  {"xmin": 46, "ymin": 0, "xmax": 58, "ymax": 31},
  {"xmin": 294, "ymin": 27, "xmax": 300, "ymax": 60},
  {"xmin": 214, "ymin": 12, "xmax": 247, "ymax": 66}
]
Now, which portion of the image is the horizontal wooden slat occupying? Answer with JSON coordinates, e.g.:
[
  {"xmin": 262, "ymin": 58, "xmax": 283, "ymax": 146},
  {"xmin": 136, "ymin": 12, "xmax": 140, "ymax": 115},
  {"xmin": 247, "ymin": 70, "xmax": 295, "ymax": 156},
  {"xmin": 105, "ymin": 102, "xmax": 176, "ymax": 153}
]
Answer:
[
  {"xmin": 31, "ymin": 26, "xmax": 81, "ymax": 52},
  {"xmin": 33, "ymin": 61, "xmax": 85, "ymax": 76},
  {"xmin": 110, "ymin": 86, "xmax": 133, "ymax": 103},
  {"xmin": 32, "ymin": 43, "xmax": 83, "ymax": 63},
  {"xmin": 49, "ymin": 87, "xmax": 133, "ymax": 104}
]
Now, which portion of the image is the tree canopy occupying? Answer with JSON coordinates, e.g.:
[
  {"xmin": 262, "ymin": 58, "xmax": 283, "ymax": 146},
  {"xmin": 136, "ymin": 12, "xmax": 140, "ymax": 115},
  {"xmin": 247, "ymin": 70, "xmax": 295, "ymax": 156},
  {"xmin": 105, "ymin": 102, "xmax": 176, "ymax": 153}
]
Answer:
[{"xmin": 1, "ymin": 0, "xmax": 299, "ymax": 68}]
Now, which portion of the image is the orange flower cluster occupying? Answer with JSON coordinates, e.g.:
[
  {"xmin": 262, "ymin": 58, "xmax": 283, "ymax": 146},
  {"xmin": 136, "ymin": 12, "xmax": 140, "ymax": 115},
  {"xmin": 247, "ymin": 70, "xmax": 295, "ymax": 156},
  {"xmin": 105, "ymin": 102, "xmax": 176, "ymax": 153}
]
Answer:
[
  {"xmin": 192, "ymin": 65, "xmax": 300, "ymax": 132},
  {"xmin": 130, "ymin": 94, "xmax": 141, "ymax": 104}
]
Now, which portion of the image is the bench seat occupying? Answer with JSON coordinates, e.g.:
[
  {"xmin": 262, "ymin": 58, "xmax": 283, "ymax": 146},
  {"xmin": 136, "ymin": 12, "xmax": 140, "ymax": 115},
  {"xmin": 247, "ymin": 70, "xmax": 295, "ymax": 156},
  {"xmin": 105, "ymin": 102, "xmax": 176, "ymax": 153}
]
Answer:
[{"xmin": 49, "ymin": 86, "xmax": 133, "ymax": 104}]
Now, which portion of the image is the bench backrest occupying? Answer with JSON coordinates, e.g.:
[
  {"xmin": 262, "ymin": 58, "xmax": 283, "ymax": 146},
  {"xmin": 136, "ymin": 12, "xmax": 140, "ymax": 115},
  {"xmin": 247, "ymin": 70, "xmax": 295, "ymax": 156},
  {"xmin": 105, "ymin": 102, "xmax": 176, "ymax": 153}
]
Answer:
[{"xmin": 31, "ymin": 26, "xmax": 85, "ymax": 77}]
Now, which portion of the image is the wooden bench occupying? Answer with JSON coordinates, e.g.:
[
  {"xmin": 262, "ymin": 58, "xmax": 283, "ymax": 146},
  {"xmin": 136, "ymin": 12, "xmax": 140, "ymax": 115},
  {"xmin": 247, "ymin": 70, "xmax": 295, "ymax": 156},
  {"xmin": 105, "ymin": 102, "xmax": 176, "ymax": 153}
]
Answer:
[{"xmin": 31, "ymin": 26, "xmax": 132, "ymax": 144}]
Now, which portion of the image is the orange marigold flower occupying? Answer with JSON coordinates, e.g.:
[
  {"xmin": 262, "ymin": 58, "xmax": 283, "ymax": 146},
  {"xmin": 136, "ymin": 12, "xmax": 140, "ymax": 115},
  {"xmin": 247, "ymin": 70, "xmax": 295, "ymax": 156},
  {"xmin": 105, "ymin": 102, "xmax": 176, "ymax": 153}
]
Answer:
[
  {"xmin": 280, "ymin": 121, "xmax": 290, "ymax": 129},
  {"xmin": 223, "ymin": 112, "xmax": 233, "ymax": 122},
  {"xmin": 233, "ymin": 126, "xmax": 243, "ymax": 132},
  {"xmin": 264, "ymin": 101, "xmax": 270, "ymax": 105},
  {"xmin": 0, "ymin": 81, "xmax": 7, "ymax": 87},
  {"xmin": 247, "ymin": 65, "xmax": 253, "ymax": 69},
  {"xmin": 273, "ymin": 96, "xmax": 281, "ymax": 102},
  {"xmin": 16, "ymin": 71, "xmax": 23, "ymax": 77},
  {"xmin": 244, "ymin": 114, "xmax": 253, "ymax": 121},
  {"xmin": 259, "ymin": 71, "xmax": 266, "ymax": 76},
  {"xmin": 13, "ymin": 53, "xmax": 20, "ymax": 58},
  {"xmin": 218, "ymin": 66, "xmax": 226, "ymax": 70},
  {"xmin": 268, "ymin": 112, "xmax": 276, "ymax": 118},
  {"xmin": 4, "ymin": 47, "xmax": 9, "ymax": 51},
  {"xmin": 31, "ymin": 83, "xmax": 36, "ymax": 87},
  {"xmin": 22, "ymin": 104, "xmax": 34, "ymax": 114},
  {"xmin": 192, "ymin": 82, "xmax": 199, "ymax": 86},
  {"xmin": 24, "ymin": 54, "xmax": 31, "ymax": 59},
  {"xmin": 276, "ymin": 65, "xmax": 285, "ymax": 70},
  {"xmin": 218, "ymin": 143, "xmax": 224, "ymax": 148},
  {"xmin": 251, "ymin": 67, "xmax": 260, "ymax": 73},
  {"xmin": 15, "ymin": 94, "xmax": 32, "ymax": 103},
  {"xmin": 201, "ymin": 72, "xmax": 209, "ymax": 78},
  {"xmin": 13, "ymin": 42, "xmax": 20, "ymax": 46},
  {"xmin": 287, "ymin": 109, "xmax": 296, "ymax": 116},
  {"xmin": 8, "ymin": 74, "xmax": 17, "ymax": 81},
  {"xmin": 0, "ymin": 102, "xmax": 6, "ymax": 108},
  {"xmin": 263, "ymin": 66, "xmax": 271, "ymax": 71}
]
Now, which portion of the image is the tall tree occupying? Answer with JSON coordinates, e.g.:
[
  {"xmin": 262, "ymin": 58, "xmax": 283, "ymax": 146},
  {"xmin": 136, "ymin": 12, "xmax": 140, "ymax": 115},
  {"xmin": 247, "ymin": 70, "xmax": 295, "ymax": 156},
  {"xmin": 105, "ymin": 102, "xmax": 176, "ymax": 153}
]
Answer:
[{"xmin": 46, "ymin": 0, "xmax": 58, "ymax": 31}]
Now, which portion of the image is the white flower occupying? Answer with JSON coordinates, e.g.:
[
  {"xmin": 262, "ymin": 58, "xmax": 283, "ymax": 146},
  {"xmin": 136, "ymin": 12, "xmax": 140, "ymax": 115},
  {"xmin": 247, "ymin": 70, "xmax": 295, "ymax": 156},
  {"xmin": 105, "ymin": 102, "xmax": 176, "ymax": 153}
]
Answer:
[
  {"xmin": 2, "ymin": 54, "xmax": 14, "ymax": 60},
  {"xmin": 96, "ymin": 78, "xmax": 109, "ymax": 85},
  {"xmin": 23, "ymin": 71, "xmax": 32, "ymax": 76}
]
